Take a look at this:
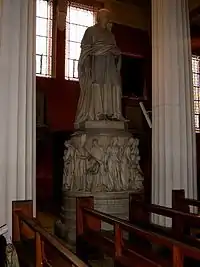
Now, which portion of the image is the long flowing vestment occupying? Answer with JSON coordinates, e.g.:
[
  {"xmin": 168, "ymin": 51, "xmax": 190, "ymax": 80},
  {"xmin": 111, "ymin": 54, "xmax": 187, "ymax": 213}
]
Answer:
[{"xmin": 75, "ymin": 24, "xmax": 124, "ymax": 123}]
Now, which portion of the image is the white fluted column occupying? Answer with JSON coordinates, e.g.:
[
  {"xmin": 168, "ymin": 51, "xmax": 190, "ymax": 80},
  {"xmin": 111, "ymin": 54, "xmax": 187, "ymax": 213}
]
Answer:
[
  {"xmin": 0, "ymin": 0, "xmax": 36, "ymax": 239},
  {"xmin": 152, "ymin": 0, "xmax": 197, "ymax": 225}
]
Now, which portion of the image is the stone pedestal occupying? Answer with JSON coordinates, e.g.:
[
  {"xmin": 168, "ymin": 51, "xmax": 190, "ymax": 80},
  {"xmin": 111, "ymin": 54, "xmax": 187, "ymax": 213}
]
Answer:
[
  {"xmin": 61, "ymin": 190, "xmax": 131, "ymax": 243},
  {"xmin": 57, "ymin": 121, "xmax": 143, "ymax": 243},
  {"xmin": 152, "ymin": 0, "xmax": 197, "ymax": 226}
]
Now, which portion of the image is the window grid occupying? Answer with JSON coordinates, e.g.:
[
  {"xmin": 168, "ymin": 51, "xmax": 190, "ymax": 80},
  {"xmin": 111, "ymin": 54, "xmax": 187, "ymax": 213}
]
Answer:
[
  {"xmin": 36, "ymin": 0, "xmax": 53, "ymax": 77},
  {"xmin": 65, "ymin": 3, "xmax": 96, "ymax": 80},
  {"xmin": 192, "ymin": 55, "xmax": 200, "ymax": 132}
]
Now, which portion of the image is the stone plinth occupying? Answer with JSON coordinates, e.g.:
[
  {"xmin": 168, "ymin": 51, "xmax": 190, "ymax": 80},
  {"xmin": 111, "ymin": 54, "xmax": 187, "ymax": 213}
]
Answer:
[
  {"xmin": 57, "ymin": 121, "xmax": 143, "ymax": 243},
  {"xmin": 60, "ymin": 190, "xmax": 132, "ymax": 244},
  {"xmin": 74, "ymin": 120, "xmax": 127, "ymax": 131}
]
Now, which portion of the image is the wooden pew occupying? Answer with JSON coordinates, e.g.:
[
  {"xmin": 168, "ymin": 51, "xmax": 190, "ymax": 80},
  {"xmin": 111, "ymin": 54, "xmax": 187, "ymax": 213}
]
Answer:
[
  {"xmin": 172, "ymin": 189, "xmax": 200, "ymax": 213},
  {"xmin": 172, "ymin": 189, "xmax": 200, "ymax": 237},
  {"xmin": 13, "ymin": 201, "xmax": 87, "ymax": 267},
  {"xmin": 76, "ymin": 196, "xmax": 200, "ymax": 267},
  {"xmin": 129, "ymin": 193, "xmax": 200, "ymax": 240}
]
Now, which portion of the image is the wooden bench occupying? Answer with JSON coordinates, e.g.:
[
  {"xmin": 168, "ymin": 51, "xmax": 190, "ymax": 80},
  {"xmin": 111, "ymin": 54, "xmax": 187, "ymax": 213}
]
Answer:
[
  {"xmin": 76, "ymin": 196, "xmax": 200, "ymax": 267},
  {"xmin": 172, "ymin": 189, "xmax": 200, "ymax": 237},
  {"xmin": 129, "ymin": 193, "xmax": 200, "ymax": 245},
  {"xmin": 13, "ymin": 201, "xmax": 87, "ymax": 267},
  {"xmin": 172, "ymin": 189, "xmax": 200, "ymax": 213}
]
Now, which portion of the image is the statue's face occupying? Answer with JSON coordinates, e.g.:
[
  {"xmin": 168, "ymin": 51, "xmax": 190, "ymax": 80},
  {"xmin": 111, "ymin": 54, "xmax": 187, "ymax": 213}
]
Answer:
[
  {"xmin": 99, "ymin": 11, "xmax": 111, "ymax": 28},
  {"xmin": 93, "ymin": 139, "xmax": 98, "ymax": 146}
]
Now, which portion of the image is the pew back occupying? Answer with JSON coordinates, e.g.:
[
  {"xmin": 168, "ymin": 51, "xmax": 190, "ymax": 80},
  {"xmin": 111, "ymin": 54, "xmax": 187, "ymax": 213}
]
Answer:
[
  {"xmin": 13, "ymin": 208, "xmax": 87, "ymax": 267},
  {"xmin": 76, "ymin": 196, "xmax": 200, "ymax": 267},
  {"xmin": 130, "ymin": 193, "xmax": 200, "ymax": 239},
  {"xmin": 172, "ymin": 189, "xmax": 200, "ymax": 212}
]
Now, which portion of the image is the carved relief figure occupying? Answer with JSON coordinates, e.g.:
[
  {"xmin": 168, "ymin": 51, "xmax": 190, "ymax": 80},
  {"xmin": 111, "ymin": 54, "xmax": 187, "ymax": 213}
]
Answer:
[
  {"xmin": 132, "ymin": 139, "xmax": 144, "ymax": 190},
  {"xmin": 74, "ymin": 138, "xmax": 89, "ymax": 191},
  {"xmin": 75, "ymin": 9, "xmax": 124, "ymax": 123},
  {"xmin": 63, "ymin": 141, "xmax": 76, "ymax": 190},
  {"xmin": 121, "ymin": 137, "xmax": 135, "ymax": 189},
  {"xmin": 87, "ymin": 139, "xmax": 109, "ymax": 191},
  {"xmin": 106, "ymin": 137, "xmax": 124, "ymax": 191}
]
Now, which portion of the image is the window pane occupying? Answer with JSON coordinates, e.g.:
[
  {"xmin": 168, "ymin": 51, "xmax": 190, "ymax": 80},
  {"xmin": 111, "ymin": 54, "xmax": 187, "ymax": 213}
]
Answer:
[
  {"xmin": 192, "ymin": 59, "xmax": 199, "ymax": 74},
  {"xmin": 65, "ymin": 4, "xmax": 95, "ymax": 80},
  {"xmin": 36, "ymin": 55, "xmax": 51, "ymax": 76},
  {"xmin": 41, "ymin": 55, "xmax": 51, "ymax": 76},
  {"xmin": 74, "ymin": 60, "xmax": 78, "ymax": 78},
  {"xmin": 194, "ymin": 87, "xmax": 199, "ymax": 101},
  {"xmin": 195, "ymin": 114, "xmax": 199, "ymax": 130},
  {"xmin": 36, "ymin": 0, "xmax": 53, "ymax": 77},
  {"xmin": 36, "ymin": 0, "xmax": 53, "ymax": 19},
  {"xmin": 36, "ymin": 36, "xmax": 47, "ymax": 55},
  {"xmin": 67, "ymin": 59, "xmax": 75, "ymax": 79},
  {"xmin": 193, "ymin": 73, "xmax": 200, "ymax": 87},
  {"xmin": 36, "ymin": 0, "xmax": 49, "ymax": 18},
  {"xmin": 67, "ymin": 7, "xmax": 78, "ymax": 24},
  {"xmin": 36, "ymin": 54, "xmax": 42, "ymax": 74},
  {"xmin": 68, "ymin": 24, "xmax": 77, "ymax": 42},
  {"xmin": 68, "ymin": 41, "xmax": 81, "ymax": 60},
  {"xmin": 192, "ymin": 55, "xmax": 200, "ymax": 132},
  {"xmin": 36, "ymin": 17, "xmax": 48, "ymax": 37}
]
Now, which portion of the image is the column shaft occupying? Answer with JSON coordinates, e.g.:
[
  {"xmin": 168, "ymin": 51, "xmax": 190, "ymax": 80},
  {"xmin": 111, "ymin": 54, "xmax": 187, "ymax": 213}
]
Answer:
[{"xmin": 152, "ymin": 0, "xmax": 197, "ymax": 225}]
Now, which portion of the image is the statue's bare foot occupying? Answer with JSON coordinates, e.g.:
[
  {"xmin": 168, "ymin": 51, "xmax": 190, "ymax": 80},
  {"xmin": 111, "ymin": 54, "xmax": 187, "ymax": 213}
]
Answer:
[
  {"xmin": 97, "ymin": 114, "xmax": 106, "ymax": 120},
  {"xmin": 111, "ymin": 117, "xmax": 120, "ymax": 121},
  {"xmin": 106, "ymin": 115, "xmax": 113, "ymax": 121}
]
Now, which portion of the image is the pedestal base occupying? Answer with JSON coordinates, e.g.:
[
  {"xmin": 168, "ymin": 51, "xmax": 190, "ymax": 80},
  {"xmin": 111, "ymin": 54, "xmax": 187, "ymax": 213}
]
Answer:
[
  {"xmin": 74, "ymin": 120, "xmax": 128, "ymax": 131},
  {"xmin": 58, "ymin": 121, "xmax": 144, "ymax": 243},
  {"xmin": 58, "ymin": 190, "xmax": 135, "ymax": 244}
]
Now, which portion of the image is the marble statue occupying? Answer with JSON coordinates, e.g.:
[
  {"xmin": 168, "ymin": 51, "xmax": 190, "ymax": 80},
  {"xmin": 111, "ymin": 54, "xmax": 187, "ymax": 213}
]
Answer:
[
  {"xmin": 75, "ymin": 9, "xmax": 124, "ymax": 124},
  {"xmin": 59, "ymin": 9, "xmax": 144, "ymax": 244}
]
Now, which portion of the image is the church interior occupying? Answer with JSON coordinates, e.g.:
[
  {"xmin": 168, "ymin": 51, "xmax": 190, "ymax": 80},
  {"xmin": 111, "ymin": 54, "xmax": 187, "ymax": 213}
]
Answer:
[{"xmin": 2, "ymin": 0, "xmax": 200, "ymax": 266}]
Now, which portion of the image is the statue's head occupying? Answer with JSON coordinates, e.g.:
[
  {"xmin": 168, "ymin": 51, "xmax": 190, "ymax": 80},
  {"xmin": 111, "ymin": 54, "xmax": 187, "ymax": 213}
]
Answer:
[
  {"xmin": 128, "ymin": 137, "xmax": 134, "ymax": 145},
  {"xmin": 97, "ymin": 9, "xmax": 112, "ymax": 29},
  {"xmin": 92, "ymin": 138, "xmax": 98, "ymax": 146},
  {"xmin": 111, "ymin": 137, "xmax": 118, "ymax": 145}
]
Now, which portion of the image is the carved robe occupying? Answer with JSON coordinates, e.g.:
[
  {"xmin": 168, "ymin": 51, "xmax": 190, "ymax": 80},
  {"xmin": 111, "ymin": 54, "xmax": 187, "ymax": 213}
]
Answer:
[{"xmin": 75, "ymin": 24, "xmax": 124, "ymax": 124}]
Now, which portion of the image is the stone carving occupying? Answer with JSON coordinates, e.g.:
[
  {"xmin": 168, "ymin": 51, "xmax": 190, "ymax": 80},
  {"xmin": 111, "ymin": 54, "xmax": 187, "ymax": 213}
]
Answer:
[
  {"xmin": 73, "ymin": 138, "xmax": 88, "ymax": 191},
  {"xmin": 121, "ymin": 137, "xmax": 135, "ymax": 189},
  {"xmin": 106, "ymin": 137, "xmax": 124, "ymax": 191},
  {"xmin": 87, "ymin": 139, "xmax": 109, "ymax": 192},
  {"xmin": 63, "ymin": 135, "xmax": 143, "ymax": 193},
  {"xmin": 133, "ymin": 139, "xmax": 144, "ymax": 190},
  {"xmin": 75, "ymin": 9, "xmax": 124, "ymax": 124},
  {"xmin": 60, "ymin": 9, "xmax": 144, "ymax": 245},
  {"xmin": 63, "ymin": 141, "xmax": 76, "ymax": 190}
]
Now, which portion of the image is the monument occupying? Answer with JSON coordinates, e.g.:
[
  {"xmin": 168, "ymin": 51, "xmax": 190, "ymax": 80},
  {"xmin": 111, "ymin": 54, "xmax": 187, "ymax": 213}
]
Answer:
[{"xmin": 58, "ymin": 9, "xmax": 143, "ymax": 243}]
